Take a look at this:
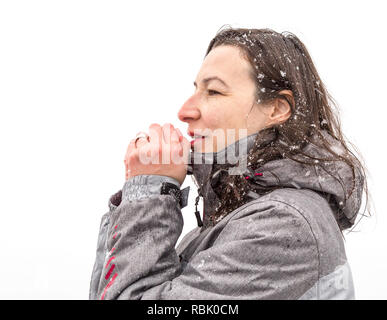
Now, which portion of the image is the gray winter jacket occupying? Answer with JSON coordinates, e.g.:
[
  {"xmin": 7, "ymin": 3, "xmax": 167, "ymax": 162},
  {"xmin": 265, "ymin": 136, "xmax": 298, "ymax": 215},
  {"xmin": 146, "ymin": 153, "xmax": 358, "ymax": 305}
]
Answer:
[{"xmin": 89, "ymin": 130, "xmax": 363, "ymax": 300}]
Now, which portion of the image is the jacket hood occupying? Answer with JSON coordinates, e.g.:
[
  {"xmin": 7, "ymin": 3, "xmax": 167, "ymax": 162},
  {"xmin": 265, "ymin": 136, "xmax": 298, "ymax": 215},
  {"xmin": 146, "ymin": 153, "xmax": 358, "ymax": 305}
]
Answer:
[{"xmin": 188, "ymin": 129, "xmax": 364, "ymax": 230}]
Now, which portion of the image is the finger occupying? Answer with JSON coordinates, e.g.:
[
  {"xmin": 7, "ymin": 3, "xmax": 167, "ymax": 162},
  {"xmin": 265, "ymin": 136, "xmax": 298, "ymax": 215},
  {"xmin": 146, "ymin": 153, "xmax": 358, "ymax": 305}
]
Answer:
[
  {"xmin": 162, "ymin": 123, "xmax": 174, "ymax": 144},
  {"xmin": 134, "ymin": 131, "xmax": 150, "ymax": 149},
  {"xmin": 124, "ymin": 156, "xmax": 128, "ymax": 171},
  {"xmin": 171, "ymin": 127, "xmax": 180, "ymax": 143},
  {"xmin": 178, "ymin": 135, "xmax": 191, "ymax": 163},
  {"xmin": 125, "ymin": 138, "xmax": 136, "ymax": 160},
  {"xmin": 124, "ymin": 139, "xmax": 137, "ymax": 177},
  {"xmin": 175, "ymin": 127, "xmax": 184, "ymax": 143},
  {"xmin": 135, "ymin": 136, "xmax": 148, "ymax": 149},
  {"xmin": 181, "ymin": 135, "xmax": 191, "ymax": 153},
  {"xmin": 148, "ymin": 123, "xmax": 163, "ymax": 150},
  {"xmin": 128, "ymin": 138, "xmax": 136, "ymax": 150}
]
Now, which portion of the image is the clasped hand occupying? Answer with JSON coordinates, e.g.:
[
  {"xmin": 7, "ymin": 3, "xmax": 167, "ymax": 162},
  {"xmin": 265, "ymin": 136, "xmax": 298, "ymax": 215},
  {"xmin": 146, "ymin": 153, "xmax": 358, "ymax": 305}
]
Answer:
[{"xmin": 124, "ymin": 123, "xmax": 191, "ymax": 186}]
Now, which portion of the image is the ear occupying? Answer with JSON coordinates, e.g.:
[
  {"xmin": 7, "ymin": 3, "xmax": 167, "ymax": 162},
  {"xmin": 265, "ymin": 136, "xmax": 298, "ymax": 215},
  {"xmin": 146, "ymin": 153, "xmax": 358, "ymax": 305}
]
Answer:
[{"xmin": 267, "ymin": 90, "xmax": 293, "ymax": 126}]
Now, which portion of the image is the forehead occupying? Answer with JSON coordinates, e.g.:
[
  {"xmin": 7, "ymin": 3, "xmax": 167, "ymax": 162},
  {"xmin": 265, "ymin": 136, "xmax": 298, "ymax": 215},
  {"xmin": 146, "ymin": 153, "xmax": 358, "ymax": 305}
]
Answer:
[{"xmin": 197, "ymin": 45, "xmax": 252, "ymax": 86}]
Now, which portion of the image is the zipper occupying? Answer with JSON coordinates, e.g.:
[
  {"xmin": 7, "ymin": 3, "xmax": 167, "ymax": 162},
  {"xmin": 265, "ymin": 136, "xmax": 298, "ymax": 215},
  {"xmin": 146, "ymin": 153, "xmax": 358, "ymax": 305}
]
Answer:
[{"xmin": 194, "ymin": 189, "xmax": 203, "ymax": 227}]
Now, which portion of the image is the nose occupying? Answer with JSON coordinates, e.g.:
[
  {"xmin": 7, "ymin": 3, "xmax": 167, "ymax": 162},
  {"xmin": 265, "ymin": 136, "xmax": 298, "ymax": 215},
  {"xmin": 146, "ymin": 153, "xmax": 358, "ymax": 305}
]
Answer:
[{"xmin": 177, "ymin": 96, "xmax": 201, "ymax": 123}]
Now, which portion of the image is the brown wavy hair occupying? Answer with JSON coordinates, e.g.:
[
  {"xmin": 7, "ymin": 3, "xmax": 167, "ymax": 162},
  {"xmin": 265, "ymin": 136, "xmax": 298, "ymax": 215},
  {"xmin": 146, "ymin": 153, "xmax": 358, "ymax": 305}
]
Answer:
[{"xmin": 202, "ymin": 25, "xmax": 371, "ymax": 232}]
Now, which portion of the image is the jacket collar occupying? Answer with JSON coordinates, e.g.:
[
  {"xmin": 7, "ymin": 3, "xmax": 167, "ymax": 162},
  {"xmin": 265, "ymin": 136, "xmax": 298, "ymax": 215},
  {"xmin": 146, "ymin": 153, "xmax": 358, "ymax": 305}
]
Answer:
[
  {"xmin": 187, "ymin": 128, "xmax": 364, "ymax": 230},
  {"xmin": 187, "ymin": 130, "xmax": 276, "ymax": 227}
]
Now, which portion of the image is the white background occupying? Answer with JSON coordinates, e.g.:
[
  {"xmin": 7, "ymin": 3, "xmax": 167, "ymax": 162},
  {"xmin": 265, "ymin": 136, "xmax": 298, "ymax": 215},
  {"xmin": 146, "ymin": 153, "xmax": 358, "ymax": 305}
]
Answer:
[{"xmin": 0, "ymin": 0, "xmax": 385, "ymax": 299}]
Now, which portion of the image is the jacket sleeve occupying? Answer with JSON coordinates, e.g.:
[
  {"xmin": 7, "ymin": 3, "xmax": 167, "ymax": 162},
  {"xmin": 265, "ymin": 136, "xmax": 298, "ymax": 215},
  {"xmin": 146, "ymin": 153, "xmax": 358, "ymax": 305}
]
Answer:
[
  {"xmin": 89, "ymin": 174, "xmax": 186, "ymax": 300},
  {"xmin": 90, "ymin": 176, "xmax": 319, "ymax": 300}
]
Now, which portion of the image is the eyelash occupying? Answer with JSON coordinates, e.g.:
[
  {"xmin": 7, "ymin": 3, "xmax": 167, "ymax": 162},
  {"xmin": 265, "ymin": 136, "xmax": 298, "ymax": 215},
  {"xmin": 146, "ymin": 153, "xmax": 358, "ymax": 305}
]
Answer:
[{"xmin": 208, "ymin": 90, "xmax": 221, "ymax": 96}]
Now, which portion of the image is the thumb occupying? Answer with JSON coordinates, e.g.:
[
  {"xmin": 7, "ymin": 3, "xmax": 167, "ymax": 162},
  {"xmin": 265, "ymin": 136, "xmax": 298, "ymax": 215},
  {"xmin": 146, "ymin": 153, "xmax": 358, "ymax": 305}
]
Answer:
[{"xmin": 180, "ymin": 136, "xmax": 191, "ymax": 165}]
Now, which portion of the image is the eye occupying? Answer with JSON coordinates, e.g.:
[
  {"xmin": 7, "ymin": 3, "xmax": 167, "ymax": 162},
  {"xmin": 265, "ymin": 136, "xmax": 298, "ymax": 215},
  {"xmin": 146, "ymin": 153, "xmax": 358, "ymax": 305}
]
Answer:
[{"xmin": 208, "ymin": 89, "xmax": 221, "ymax": 96}]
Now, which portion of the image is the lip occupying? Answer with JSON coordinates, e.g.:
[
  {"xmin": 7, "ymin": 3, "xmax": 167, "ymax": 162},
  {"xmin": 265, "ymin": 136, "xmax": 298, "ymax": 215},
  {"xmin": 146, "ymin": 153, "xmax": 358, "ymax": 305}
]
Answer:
[
  {"xmin": 188, "ymin": 130, "xmax": 206, "ymax": 138},
  {"xmin": 190, "ymin": 136, "xmax": 205, "ymax": 146}
]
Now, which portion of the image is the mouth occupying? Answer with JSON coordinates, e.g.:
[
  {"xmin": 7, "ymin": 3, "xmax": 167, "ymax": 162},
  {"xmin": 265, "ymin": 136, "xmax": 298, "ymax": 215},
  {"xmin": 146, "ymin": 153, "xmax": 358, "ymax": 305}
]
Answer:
[
  {"xmin": 187, "ymin": 130, "xmax": 206, "ymax": 146},
  {"xmin": 190, "ymin": 136, "xmax": 206, "ymax": 146}
]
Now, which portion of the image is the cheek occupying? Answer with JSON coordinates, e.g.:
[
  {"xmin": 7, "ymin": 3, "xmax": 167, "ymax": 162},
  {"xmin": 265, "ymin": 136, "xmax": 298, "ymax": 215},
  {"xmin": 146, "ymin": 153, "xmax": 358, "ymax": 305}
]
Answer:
[
  {"xmin": 201, "ymin": 106, "xmax": 223, "ymax": 129},
  {"xmin": 202, "ymin": 99, "xmax": 248, "ymax": 130}
]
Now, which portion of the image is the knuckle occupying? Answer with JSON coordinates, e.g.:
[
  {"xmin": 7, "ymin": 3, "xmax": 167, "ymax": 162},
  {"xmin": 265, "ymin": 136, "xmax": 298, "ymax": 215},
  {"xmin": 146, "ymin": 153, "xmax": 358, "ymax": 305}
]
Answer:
[
  {"xmin": 128, "ymin": 151, "xmax": 137, "ymax": 162},
  {"xmin": 149, "ymin": 123, "xmax": 160, "ymax": 130}
]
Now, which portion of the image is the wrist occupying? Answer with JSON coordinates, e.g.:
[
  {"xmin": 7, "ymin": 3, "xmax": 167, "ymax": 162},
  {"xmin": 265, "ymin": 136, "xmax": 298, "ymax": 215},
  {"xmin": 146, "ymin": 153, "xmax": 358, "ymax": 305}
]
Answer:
[{"xmin": 122, "ymin": 175, "xmax": 189, "ymax": 208}]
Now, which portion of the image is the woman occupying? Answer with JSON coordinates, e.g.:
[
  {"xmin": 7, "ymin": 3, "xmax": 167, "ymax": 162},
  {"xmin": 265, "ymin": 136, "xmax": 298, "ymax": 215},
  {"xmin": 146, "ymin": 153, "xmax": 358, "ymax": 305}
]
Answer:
[{"xmin": 89, "ymin": 27, "xmax": 369, "ymax": 300}]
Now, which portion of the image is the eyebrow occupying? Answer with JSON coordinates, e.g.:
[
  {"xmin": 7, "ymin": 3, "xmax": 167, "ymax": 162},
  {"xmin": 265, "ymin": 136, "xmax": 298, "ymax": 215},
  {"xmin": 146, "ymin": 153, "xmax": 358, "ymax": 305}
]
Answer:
[{"xmin": 193, "ymin": 76, "xmax": 230, "ymax": 89}]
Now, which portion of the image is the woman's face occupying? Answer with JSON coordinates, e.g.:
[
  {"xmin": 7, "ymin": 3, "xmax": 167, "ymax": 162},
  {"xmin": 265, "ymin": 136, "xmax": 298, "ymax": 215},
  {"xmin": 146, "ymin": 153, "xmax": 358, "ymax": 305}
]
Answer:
[{"xmin": 178, "ymin": 45, "xmax": 270, "ymax": 153}]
